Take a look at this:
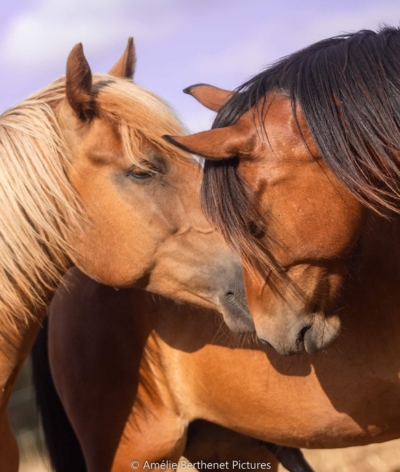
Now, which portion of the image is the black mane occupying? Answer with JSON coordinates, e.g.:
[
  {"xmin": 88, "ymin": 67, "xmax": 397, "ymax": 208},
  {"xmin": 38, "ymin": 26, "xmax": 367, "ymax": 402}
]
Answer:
[{"xmin": 202, "ymin": 26, "xmax": 400, "ymax": 271}]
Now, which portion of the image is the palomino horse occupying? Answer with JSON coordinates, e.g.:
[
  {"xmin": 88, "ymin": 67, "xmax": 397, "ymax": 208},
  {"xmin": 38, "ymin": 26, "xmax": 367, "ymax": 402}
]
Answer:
[
  {"xmin": 34, "ymin": 267, "xmax": 400, "ymax": 471},
  {"xmin": 165, "ymin": 26, "xmax": 400, "ymax": 355},
  {"xmin": 0, "ymin": 39, "xmax": 247, "ymax": 471}
]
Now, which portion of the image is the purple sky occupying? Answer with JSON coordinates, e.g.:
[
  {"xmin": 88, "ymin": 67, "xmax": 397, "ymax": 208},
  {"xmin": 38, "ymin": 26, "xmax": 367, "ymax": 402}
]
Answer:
[{"xmin": 0, "ymin": 0, "xmax": 399, "ymax": 132}]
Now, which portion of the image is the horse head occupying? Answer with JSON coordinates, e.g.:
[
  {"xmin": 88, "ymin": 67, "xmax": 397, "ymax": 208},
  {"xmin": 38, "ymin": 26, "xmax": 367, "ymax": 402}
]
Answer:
[
  {"xmin": 166, "ymin": 85, "xmax": 365, "ymax": 353},
  {"xmin": 0, "ymin": 40, "xmax": 252, "ymax": 330},
  {"xmin": 166, "ymin": 29, "xmax": 400, "ymax": 354}
]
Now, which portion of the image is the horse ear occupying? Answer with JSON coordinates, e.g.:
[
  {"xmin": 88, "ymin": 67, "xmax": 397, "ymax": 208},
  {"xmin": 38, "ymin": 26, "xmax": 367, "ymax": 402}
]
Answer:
[
  {"xmin": 183, "ymin": 84, "xmax": 233, "ymax": 112},
  {"xmin": 108, "ymin": 37, "xmax": 136, "ymax": 79},
  {"xmin": 66, "ymin": 43, "xmax": 94, "ymax": 121},
  {"xmin": 163, "ymin": 122, "xmax": 254, "ymax": 160}
]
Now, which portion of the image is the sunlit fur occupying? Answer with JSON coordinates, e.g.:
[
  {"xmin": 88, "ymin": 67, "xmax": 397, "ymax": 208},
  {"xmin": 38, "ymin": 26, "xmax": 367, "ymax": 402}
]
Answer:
[{"xmin": 0, "ymin": 75, "xmax": 188, "ymax": 329}]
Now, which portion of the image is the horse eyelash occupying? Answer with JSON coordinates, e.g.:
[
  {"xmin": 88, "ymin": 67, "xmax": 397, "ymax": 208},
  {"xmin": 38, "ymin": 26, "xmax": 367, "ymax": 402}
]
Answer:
[{"xmin": 126, "ymin": 162, "xmax": 161, "ymax": 176}]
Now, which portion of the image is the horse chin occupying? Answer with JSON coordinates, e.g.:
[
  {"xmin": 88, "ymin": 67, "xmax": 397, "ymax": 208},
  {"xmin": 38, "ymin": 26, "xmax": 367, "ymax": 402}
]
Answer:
[
  {"xmin": 304, "ymin": 313, "xmax": 341, "ymax": 354},
  {"xmin": 219, "ymin": 293, "xmax": 255, "ymax": 333}
]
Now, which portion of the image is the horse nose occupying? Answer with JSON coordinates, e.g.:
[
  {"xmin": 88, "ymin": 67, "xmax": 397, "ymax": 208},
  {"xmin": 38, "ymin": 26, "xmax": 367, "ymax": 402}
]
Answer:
[
  {"xmin": 257, "ymin": 321, "xmax": 312, "ymax": 355},
  {"xmin": 297, "ymin": 325, "xmax": 312, "ymax": 346},
  {"xmin": 224, "ymin": 290, "xmax": 243, "ymax": 303},
  {"xmin": 218, "ymin": 289, "xmax": 254, "ymax": 333},
  {"xmin": 222, "ymin": 290, "xmax": 249, "ymax": 315}
]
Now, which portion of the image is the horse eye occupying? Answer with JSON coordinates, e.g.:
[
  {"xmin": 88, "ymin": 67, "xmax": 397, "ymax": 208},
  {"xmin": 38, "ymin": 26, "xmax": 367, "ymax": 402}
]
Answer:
[
  {"xmin": 248, "ymin": 221, "xmax": 265, "ymax": 239},
  {"xmin": 126, "ymin": 165, "xmax": 154, "ymax": 180}
]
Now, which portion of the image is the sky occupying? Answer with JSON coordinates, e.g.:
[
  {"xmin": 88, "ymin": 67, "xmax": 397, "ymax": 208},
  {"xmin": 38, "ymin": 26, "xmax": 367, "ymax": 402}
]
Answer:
[{"xmin": 0, "ymin": 0, "xmax": 399, "ymax": 132}]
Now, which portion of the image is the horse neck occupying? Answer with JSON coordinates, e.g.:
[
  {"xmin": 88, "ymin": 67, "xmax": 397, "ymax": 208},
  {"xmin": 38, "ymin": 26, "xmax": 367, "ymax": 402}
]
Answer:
[
  {"xmin": 353, "ymin": 212, "xmax": 400, "ymax": 301},
  {"xmin": 363, "ymin": 211, "xmax": 400, "ymax": 262}
]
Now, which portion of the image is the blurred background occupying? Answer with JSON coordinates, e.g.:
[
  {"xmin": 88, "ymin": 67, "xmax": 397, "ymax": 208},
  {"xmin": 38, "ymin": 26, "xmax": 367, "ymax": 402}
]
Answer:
[
  {"xmin": 2, "ymin": 0, "xmax": 400, "ymax": 132},
  {"xmin": 1, "ymin": 0, "xmax": 400, "ymax": 470}
]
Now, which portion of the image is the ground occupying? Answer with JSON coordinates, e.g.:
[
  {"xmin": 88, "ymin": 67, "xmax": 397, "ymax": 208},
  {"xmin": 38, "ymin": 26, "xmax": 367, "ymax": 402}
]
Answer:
[{"xmin": 18, "ymin": 439, "xmax": 400, "ymax": 472}]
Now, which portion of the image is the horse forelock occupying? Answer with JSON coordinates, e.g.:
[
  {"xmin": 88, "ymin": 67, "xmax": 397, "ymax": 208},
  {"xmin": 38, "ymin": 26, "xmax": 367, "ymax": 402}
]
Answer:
[
  {"xmin": 92, "ymin": 75, "xmax": 193, "ymax": 169},
  {"xmin": 202, "ymin": 25, "xmax": 400, "ymax": 275},
  {"xmin": 0, "ymin": 73, "xmax": 191, "ymax": 330}
]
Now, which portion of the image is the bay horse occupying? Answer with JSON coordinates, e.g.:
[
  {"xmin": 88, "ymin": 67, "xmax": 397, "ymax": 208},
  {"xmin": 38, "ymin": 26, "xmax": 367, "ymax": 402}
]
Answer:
[
  {"xmin": 0, "ymin": 39, "xmax": 247, "ymax": 471},
  {"xmin": 165, "ymin": 26, "xmax": 400, "ymax": 355},
  {"xmin": 34, "ymin": 265, "xmax": 400, "ymax": 471}
]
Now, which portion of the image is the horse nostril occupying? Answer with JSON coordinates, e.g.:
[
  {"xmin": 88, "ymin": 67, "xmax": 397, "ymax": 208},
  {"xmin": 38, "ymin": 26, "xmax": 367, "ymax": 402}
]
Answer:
[
  {"xmin": 259, "ymin": 338, "xmax": 273, "ymax": 349},
  {"xmin": 224, "ymin": 291, "xmax": 243, "ymax": 304},
  {"xmin": 297, "ymin": 326, "xmax": 311, "ymax": 344}
]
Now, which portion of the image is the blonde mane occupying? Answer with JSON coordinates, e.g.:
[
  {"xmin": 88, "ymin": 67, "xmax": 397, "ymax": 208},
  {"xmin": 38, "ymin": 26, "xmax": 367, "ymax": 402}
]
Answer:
[{"xmin": 0, "ymin": 74, "xmax": 189, "ymax": 328}]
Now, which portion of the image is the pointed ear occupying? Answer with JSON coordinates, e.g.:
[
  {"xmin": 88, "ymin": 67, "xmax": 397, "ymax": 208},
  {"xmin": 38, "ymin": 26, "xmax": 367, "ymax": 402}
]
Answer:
[
  {"xmin": 183, "ymin": 84, "xmax": 233, "ymax": 112},
  {"xmin": 163, "ymin": 122, "xmax": 254, "ymax": 160},
  {"xmin": 66, "ymin": 43, "xmax": 94, "ymax": 120},
  {"xmin": 108, "ymin": 37, "xmax": 136, "ymax": 79}
]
